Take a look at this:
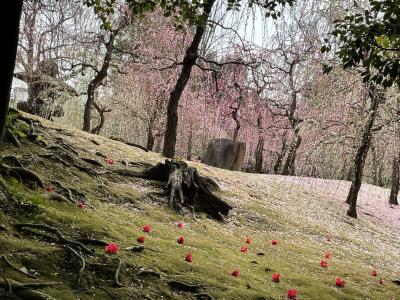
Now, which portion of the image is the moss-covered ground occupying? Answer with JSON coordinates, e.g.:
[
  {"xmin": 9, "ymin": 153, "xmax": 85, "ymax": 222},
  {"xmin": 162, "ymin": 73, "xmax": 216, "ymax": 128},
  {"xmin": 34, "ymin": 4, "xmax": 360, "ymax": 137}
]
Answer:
[{"xmin": 0, "ymin": 113, "xmax": 399, "ymax": 299}]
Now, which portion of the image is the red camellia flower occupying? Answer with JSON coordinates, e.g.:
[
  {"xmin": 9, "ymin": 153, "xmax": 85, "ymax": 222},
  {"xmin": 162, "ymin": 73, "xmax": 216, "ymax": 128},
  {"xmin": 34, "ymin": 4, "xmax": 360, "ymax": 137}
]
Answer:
[
  {"xmin": 77, "ymin": 202, "xmax": 86, "ymax": 208},
  {"xmin": 272, "ymin": 273, "xmax": 280, "ymax": 283},
  {"xmin": 231, "ymin": 270, "xmax": 240, "ymax": 277},
  {"xmin": 272, "ymin": 240, "xmax": 278, "ymax": 246},
  {"xmin": 137, "ymin": 236, "xmax": 145, "ymax": 244},
  {"xmin": 287, "ymin": 288, "xmax": 297, "ymax": 299},
  {"xmin": 142, "ymin": 224, "xmax": 151, "ymax": 233},
  {"xmin": 379, "ymin": 278, "xmax": 384, "ymax": 285},
  {"xmin": 336, "ymin": 278, "xmax": 345, "ymax": 288},
  {"xmin": 46, "ymin": 186, "xmax": 54, "ymax": 192},
  {"xmin": 371, "ymin": 270, "xmax": 378, "ymax": 277},
  {"xmin": 245, "ymin": 237, "xmax": 251, "ymax": 244},
  {"xmin": 320, "ymin": 260, "xmax": 328, "ymax": 268},
  {"xmin": 324, "ymin": 251, "xmax": 331, "ymax": 259},
  {"xmin": 177, "ymin": 222, "xmax": 185, "ymax": 229},
  {"xmin": 185, "ymin": 253, "xmax": 193, "ymax": 262},
  {"xmin": 105, "ymin": 158, "xmax": 114, "ymax": 165},
  {"xmin": 177, "ymin": 236, "xmax": 184, "ymax": 244},
  {"xmin": 240, "ymin": 246, "xmax": 248, "ymax": 253},
  {"xmin": 105, "ymin": 242, "xmax": 119, "ymax": 254}
]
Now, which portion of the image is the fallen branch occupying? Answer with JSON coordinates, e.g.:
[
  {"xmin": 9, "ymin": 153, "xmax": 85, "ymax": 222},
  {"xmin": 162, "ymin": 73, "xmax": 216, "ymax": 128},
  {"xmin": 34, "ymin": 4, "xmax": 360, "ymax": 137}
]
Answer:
[{"xmin": 14, "ymin": 223, "xmax": 93, "ymax": 254}]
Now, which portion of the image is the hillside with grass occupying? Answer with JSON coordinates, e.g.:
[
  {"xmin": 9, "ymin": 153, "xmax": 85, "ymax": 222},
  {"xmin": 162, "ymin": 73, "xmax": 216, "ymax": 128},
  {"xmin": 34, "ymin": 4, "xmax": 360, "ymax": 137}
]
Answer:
[{"xmin": 0, "ymin": 112, "xmax": 399, "ymax": 300}]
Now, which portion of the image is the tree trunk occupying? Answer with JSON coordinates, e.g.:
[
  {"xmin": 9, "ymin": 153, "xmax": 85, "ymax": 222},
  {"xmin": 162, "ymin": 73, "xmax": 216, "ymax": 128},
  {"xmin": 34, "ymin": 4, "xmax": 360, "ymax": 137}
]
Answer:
[
  {"xmin": 346, "ymin": 86, "xmax": 381, "ymax": 218},
  {"xmin": 82, "ymin": 33, "xmax": 115, "ymax": 132},
  {"xmin": 389, "ymin": 117, "xmax": 400, "ymax": 205},
  {"xmin": 187, "ymin": 125, "xmax": 193, "ymax": 160},
  {"xmin": 0, "ymin": 1, "xmax": 23, "ymax": 145},
  {"xmin": 280, "ymin": 129, "xmax": 302, "ymax": 176},
  {"xmin": 162, "ymin": 0, "xmax": 215, "ymax": 158},
  {"xmin": 254, "ymin": 116, "xmax": 264, "ymax": 173},
  {"xmin": 388, "ymin": 153, "xmax": 399, "ymax": 205},
  {"xmin": 146, "ymin": 125, "xmax": 155, "ymax": 151},
  {"xmin": 273, "ymin": 134, "xmax": 287, "ymax": 174}
]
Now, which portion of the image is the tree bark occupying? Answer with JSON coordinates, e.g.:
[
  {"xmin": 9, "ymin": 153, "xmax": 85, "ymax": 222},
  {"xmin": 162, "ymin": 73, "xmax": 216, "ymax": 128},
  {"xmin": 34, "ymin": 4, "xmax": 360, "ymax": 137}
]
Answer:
[
  {"xmin": 388, "ymin": 153, "xmax": 399, "ymax": 205},
  {"xmin": 280, "ymin": 129, "xmax": 302, "ymax": 176},
  {"xmin": 82, "ymin": 33, "xmax": 116, "ymax": 132},
  {"xmin": 273, "ymin": 134, "xmax": 287, "ymax": 174},
  {"xmin": 187, "ymin": 124, "xmax": 193, "ymax": 160},
  {"xmin": 162, "ymin": 0, "xmax": 216, "ymax": 158},
  {"xmin": 0, "ymin": 1, "xmax": 23, "ymax": 145},
  {"xmin": 346, "ymin": 86, "xmax": 381, "ymax": 218},
  {"xmin": 389, "ymin": 116, "xmax": 400, "ymax": 205},
  {"xmin": 254, "ymin": 116, "xmax": 264, "ymax": 173}
]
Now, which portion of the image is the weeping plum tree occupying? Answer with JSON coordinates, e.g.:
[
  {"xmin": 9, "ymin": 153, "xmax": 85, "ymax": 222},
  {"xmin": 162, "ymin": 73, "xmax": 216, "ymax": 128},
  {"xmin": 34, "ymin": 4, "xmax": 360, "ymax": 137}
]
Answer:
[{"xmin": 0, "ymin": 1, "xmax": 23, "ymax": 146}]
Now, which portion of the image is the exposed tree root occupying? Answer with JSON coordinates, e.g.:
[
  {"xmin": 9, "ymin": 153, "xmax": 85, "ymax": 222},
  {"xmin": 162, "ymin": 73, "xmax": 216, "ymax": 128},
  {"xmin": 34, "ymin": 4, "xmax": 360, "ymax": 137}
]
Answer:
[
  {"xmin": 54, "ymin": 138, "xmax": 79, "ymax": 156},
  {"xmin": 50, "ymin": 180, "xmax": 75, "ymax": 202},
  {"xmin": 0, "ymin": 278, "xmax": 58, "ymax": 300},
  {"xmin": 196, "ymin": 293, "xmax": 214, "ymax": 300},
  {"xmin": 167, "ymin": 280, "xmax": 201, "ymax": 293},
  {"xmin": 95, "ymin": 285, "xmax": 118, "ymax": 299},
  {"xmin": 2, "ymin": 155, "xmax": 23, "ymax": 167},
  {"xmin": 42, "ymin": 193, "xmax": 74, "ymax": 204},
  {"xmin": 5, "ymin": 128, "xmax": 21, "ymax": 148},
  {"xmin": 38, "ymin": 153, "xmax": 72, "ymax": 167},
  {"xmin": 77, "ymin": 238, "xmax": 108, "ymax": 246},
  {"xmin": 0, "ymin": 255, "xmax": 37, "ymax": 279},
  {"xmin": 114, "ymin": 258, "xmax": 124, "ymax": 287},
  {"xmin": 124, "ymin": 245, "xmax": 145, "ymax": 253},
  {"xmin": 91, "ymin": 139, "xmax": 101, "ymax": 146},
  {"xmin": 62, "ymin": 245, "xmax": 85, "ymax": 290},
  {"xmin": 110, "ymin": 136, "xmax": 149, "ymax": 152},
  {"xmin": 81, "ymin": 157, "xmax": 104, "ymax": 167},
  {"xmin": 0, "ymin": 163, "xmax": 45, "ymax": 189},
  {"xmin": 111, "ymin": 169, "xmax": 142, "ymax": 177},
  {"xmin": 14, "ymin": 223, "xmax": 93, "ymax": 254},
  {"xmin": 137, "ymin": 270, "xmax": 161, "ymax": 278},
  {"xmin": 133, "ymin": 160, "xmax": 232, "ymax": 221}
]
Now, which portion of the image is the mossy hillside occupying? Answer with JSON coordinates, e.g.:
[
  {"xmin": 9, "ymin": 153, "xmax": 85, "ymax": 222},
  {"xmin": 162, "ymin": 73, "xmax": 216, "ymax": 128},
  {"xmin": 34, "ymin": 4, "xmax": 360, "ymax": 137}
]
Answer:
[{"xmin": 0, "ymin": 113, "xmax": 399, "ymax": 299}]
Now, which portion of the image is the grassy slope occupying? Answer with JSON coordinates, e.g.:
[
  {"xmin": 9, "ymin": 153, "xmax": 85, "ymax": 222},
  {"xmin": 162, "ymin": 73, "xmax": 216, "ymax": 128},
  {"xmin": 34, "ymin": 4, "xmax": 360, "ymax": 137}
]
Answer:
[{"xmin": 0, "ymin": 114, "xmax": 399, "ymax": 300}]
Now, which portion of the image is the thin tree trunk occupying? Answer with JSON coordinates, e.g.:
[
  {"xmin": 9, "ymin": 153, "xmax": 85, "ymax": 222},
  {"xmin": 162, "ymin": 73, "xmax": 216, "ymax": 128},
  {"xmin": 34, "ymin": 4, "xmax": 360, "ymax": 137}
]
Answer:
[
  {"xmin": 146, "ymin": 125, "xmax": 155, "ymax": 151},
  {"xmin": 346, "ymin": 86, "xmax": 381, "ymax": 218},
  {"xmin": 83, "ymin": 33, "xmax": 115, "ymax": 132},
  {"xmin": 187, "ymin": 124, "xmax": 193, "ymax": 160},
  {"xmin": 273, "ymin": 134, "xmax": 287, "ymax": 174},
  {"xmin": 254, "ymin": 116, "xmax": 264, "ymax": 173},
  {"xmin": 389, "ymin": 117, "xmax": 400, "ymax": 205},
  {"xmin": 162, "ymin": 0, "xmax": 215, "ymax": 158},
  {"xmin": 280, "ymin": 129, "xmax": 302, "ymax": 176},
  {"xmin": 0, "ymin": 0, "xmax": 23, "ymax": 145},
  {"xmin": 388, "ymin": 153, "xmax": 399, "ymax": 205}
]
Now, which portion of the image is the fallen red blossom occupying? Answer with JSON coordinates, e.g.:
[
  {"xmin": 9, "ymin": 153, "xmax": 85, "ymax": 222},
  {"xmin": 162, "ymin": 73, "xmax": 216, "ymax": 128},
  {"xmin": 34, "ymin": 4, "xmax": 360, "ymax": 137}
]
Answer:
[
  {"xmin": 77, "ymin": 202, "xmax": 86, "ymax": 208},
  {"xmin": 46, "ymin": 186, "xmax": 54, "ymax": 192},
  {"xmin": 231, "ymin": 270, "xmax": 240, "ymax": 277},
  {"xmin": 336, "ymin": 277, "xmax": 345, "ymax": 288},
  {"xmin": 240, "ymin": 246, "xmax": 248, "ymax": 253},
  {"xmin": 177, "ymin": 236, "xmax": 184, "ymax": 245},
  {"xmin": 287, "ymin": 288, "xmax": 297, "ymax": 299},
  {"xmin": 320, "ymin": 260, "xmax": 328, "ymax": 268},
  {"xmin": 137, "ymin": 236, "xmax": 145, "ymax": 244},
  {"xmin": 245, "ymin": 237, "xmax": 251, "ymax": 244},
  {"xmin": 142, "ymin": 224, "xmax": 151, "ymax": 233},
  {"xmin": 177, "ymin": 222, "xmax": 185, "ymax": 229},
  {"xmin": 105, "ymin": 242, "xmax": 119, "ymax": 254},
  {"xmin": 271, "ymin": 240, "xmax": 278, "ymax": 246},
  {"xmin": 272, "ymin": 273, "xmax": 280, "ymax": 283},
  {"xmin": 185, "ymin": 253, "xmax": 193, "ymax": 262},
  {"xmin": 324, "ymin": 251, "xmax": 331, "ymax": 259},
  {"xmin": 371, "ymin": 270, "xmax": 378, "ymax": 277}
]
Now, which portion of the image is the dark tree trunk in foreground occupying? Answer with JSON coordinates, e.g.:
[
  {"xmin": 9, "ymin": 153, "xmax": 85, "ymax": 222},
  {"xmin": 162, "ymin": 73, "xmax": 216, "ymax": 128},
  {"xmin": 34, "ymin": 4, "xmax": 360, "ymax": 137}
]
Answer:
[
  {"xmin": 162, "ymin": 0, "xmax": 215, "ymax": 158},
  {"xmin": 346, "ymin": 87, "xmax": 381, "ymax": 218},
  {"xmin": 83, "ymin": 33, "xmax": 116, "ymax": 132},
  {"xmin": 0, "ymin": 1, "xmax": 23, "ymax": 145}
]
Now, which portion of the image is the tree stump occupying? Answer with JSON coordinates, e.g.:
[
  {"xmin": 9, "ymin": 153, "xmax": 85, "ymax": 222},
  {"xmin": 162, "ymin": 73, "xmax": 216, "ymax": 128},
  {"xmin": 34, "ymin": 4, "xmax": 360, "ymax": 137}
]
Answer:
[{"xmin": 139, "ymin": 160, "xmax": 232, "ymax": 221}]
